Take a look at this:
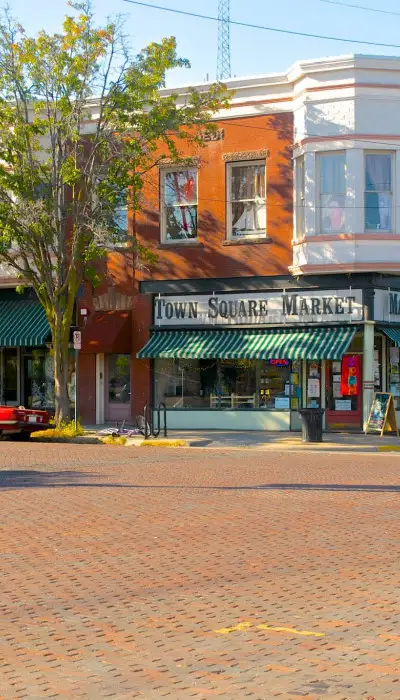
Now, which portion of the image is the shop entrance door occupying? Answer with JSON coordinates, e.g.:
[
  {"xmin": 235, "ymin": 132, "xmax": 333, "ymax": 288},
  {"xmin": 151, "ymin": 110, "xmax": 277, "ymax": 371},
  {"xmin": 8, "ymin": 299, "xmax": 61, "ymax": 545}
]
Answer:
[
  {"xmin": 104, "ymin": 353, "xmax": 131, "ymax": 422},
  {"xmin": 325, "ymin": 355, "xmax": 363, "ymax": 430}
]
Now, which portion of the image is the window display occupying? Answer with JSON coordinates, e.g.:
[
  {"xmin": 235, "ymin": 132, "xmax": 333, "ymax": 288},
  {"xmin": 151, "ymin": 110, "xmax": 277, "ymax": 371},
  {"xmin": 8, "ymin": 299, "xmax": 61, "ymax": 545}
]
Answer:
[{"xmin": 154, "ymin": 358, "xmax": 301, "ymax": 410}]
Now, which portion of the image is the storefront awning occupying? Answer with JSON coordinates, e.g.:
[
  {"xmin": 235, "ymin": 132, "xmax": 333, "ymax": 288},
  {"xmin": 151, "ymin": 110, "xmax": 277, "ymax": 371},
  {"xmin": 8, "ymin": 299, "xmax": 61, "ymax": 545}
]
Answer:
[
  {"xmin": 379, "ymin": 326, "xmax": 400, "ymax": 346},
  {"xmin": 0, "ymin": 300, "xmax": 50, "ymax": 347},
  {"xmin": 137, "ymin": 326, "xmax": 358, "ymax": 360}
]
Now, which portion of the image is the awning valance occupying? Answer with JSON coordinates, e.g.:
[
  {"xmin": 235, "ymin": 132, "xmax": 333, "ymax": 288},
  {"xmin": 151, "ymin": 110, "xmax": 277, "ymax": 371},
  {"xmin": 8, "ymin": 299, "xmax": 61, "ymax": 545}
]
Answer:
[
  {"xmin": 137, "ymin": 326, "xmax": 357, "ymax": 360},
  {"xmin": 379, "ymin": 326, "xmax": 400, "ymax": 346},
  {"xmin": 0, "ymin": 300, "xmax": 50, "ymax": 347}
]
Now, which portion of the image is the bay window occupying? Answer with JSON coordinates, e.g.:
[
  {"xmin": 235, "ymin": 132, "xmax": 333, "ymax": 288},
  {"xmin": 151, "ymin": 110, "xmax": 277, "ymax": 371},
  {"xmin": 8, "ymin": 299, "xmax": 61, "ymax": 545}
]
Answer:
[
  {"xmin": 295, "ymin": 156, "xmax": 305, "ymax": 238},
  {"xmin": 228, "ymin": 160, "xmax": 266, "ymax": 239},
  {"xmin": 319, "ymin": 153, "xmax": 345, "ymax": 234},
  {"xmin": 365, "ymin": 153, "xmax": 392, "ymax": 231},
  {"xmin": 161, "ymin": 169, "xmax": 198, "ymax": 241}
]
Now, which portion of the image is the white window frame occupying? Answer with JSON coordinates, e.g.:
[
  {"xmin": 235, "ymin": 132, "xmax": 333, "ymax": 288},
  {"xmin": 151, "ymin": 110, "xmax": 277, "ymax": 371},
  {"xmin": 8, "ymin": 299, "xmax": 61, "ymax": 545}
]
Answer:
[
  {"xmin": 160, "ymin": 167, "xmax": 198, "ymax": 244},
  {"xmin": 295, "ymin": 156, "xmax": 305, "ymax": 239},
  {"xmin": 227, "ymin": 159, "xmax": 267, "ymax": 241},
  {"xmin": 317, "ymin": 151, "xmax": 346, "ymax": 235},
  {"xmin": 364, "ymin": 151, "xmax": 394, "ymax": 233}
]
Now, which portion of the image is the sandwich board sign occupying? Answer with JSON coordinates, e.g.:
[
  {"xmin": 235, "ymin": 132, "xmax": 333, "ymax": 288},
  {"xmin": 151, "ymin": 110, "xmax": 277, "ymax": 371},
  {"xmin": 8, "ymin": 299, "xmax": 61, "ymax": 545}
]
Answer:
[{"xmin": 365, "ymin": 393, "xmax": 399, "ymax": 436}]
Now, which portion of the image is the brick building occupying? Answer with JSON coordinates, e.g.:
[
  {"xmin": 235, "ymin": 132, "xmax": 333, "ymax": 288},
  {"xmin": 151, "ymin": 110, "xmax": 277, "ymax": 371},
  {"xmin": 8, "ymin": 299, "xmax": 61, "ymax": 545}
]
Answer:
[{"xmin": 3, "ymin": 53, "xmax": 400, "ymax": 431}]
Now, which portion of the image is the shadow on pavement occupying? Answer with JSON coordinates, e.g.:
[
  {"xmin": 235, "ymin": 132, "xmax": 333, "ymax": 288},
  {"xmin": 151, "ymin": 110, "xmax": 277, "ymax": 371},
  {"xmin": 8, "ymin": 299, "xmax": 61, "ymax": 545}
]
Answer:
[{"xmin": 0, "ymin": 470, "xmax": 399, "ymax": 493}]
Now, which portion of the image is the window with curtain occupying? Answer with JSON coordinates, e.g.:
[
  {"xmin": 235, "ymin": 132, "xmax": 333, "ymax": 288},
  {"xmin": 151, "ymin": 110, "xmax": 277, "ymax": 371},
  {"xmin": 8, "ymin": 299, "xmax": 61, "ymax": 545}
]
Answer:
[
  {"xmin": 365, "ymin": 153, "xmax": 392, "ymax": 231},
  {"xmin": 296, "ymin": 156, "xmax": 305, "ymax": 237},
  {"xmin": 162, "ymin": 169, "xmax": 198, "ymax": 241},
  {"xmin": 319, "ymin": 153, "xmax": 345, "ymax": 234},
  {"xmin": 228, "ymin": 161, "xmax": 266, "ymax": 238}
]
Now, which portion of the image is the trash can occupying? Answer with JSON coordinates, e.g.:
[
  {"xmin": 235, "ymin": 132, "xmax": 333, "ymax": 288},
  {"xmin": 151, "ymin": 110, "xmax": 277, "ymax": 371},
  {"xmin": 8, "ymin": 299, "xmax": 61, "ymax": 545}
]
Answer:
[{"xmin": 298, "ymin": 408, "xmax": 325, "ymax": 443}]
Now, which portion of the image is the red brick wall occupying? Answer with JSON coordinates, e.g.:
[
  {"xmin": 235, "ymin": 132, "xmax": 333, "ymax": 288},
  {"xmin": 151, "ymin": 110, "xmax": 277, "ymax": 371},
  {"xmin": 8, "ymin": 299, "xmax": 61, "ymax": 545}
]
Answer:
[
  {"xmin": 78, "ymin": 353, "xmax": 96, "ymax": 424},
  {"xmin": 136, "ymin": 113, "xmax": 293, "ymax": 282}
]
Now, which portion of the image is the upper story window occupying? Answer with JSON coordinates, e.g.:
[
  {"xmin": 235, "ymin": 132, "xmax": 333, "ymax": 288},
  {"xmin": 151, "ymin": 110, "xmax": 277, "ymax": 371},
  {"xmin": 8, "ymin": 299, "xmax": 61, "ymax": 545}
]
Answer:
[
  {"xmin": 161, "ymin": 169, "xmax": 198, "ymax": 242},
  {"xmin": 295, "ymin": 156, "xmax": 305, "ymax": 238},
  {"xmin": 114, "ymin": 196, "xmax": 128, "ymax": 235},
  {"xmin": 365, "ymin": 153, "xmax": 392, "ymax": 232},
  {"xmin": 319, "ymin": 153, "xmax": 345, "ymax": 234},
  {"xmin": 227, "ymin": 160, "xmax": 266, "ymax": 239}
]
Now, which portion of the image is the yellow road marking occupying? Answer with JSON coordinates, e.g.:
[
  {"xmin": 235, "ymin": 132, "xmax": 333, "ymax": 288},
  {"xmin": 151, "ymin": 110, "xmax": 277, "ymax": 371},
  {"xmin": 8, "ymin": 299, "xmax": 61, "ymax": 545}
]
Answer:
[
  {"xmin": 257, "ymin": 623, "xmax": 324, "ymax": 637},
  {"xmin": 215, "ymin": 621, "xmax": 324, "ymax": 638},
  {"xmin": 215, "ymin": 622, "xmax": 252, "ymax": 634}
]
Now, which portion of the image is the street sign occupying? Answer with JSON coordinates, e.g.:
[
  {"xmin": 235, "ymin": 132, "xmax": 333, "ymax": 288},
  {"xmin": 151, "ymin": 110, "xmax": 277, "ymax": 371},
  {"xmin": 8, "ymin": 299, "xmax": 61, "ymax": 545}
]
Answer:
[{"xmin": 73, "ymin": 330, "xmax": 82, "ymax": 350}]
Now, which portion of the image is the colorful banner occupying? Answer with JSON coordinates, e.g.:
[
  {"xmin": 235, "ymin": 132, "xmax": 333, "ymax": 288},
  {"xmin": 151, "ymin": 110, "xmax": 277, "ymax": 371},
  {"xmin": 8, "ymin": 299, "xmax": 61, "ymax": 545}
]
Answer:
[{"xmin": 340, "ymin": 355, "xmax": 361, "ymax": 396}]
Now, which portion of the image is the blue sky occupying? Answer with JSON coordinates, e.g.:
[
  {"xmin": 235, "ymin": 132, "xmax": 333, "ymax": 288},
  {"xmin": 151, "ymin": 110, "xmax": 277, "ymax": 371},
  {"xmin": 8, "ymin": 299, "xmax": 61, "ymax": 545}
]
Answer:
[{"xmin": 9, "ymin": 0, "xmax": 400, "ymax": 86}]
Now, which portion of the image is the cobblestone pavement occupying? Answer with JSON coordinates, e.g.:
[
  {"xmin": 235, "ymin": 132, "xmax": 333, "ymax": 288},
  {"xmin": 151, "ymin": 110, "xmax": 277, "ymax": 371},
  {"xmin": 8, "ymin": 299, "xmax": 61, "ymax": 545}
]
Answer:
[{"xmin": 0, "ymin": 443, "xmax": 399, "ymax": 699}]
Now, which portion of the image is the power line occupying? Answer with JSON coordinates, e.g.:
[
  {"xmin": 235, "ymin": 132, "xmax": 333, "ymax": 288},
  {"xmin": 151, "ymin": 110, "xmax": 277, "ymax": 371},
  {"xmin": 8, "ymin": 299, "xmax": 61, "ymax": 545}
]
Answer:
[
  {"xmin": 122, "ymin": 0, "xmax": 400, "ymax": 49},
  {"xmin": 320, "ymin": 0, "xmax": 400, "ymax": 16}
]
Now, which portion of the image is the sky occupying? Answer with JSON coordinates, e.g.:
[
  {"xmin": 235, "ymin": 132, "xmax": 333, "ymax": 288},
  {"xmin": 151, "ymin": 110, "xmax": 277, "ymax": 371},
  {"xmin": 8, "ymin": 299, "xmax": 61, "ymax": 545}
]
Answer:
[{"xmin": 8, "ymin": 0, "xmax": 400, "ymax": 87}]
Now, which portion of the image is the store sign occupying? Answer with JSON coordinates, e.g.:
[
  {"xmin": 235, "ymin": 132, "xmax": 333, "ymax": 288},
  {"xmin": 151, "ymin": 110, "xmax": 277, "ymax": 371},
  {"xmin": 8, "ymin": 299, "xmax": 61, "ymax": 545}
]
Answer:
[
  {"xmin": 374, "ymin": 289, "xmax": 400, "ymax": 322},
  {"xmin": 154, "ymin": 289, "xmax": 363, "ymax": 327}
]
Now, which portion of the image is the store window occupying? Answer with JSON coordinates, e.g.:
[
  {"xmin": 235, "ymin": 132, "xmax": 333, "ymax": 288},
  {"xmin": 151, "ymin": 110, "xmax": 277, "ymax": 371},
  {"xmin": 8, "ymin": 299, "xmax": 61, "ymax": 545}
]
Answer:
[
  {"xmin": 108, "ymin": 354, "xmax": 130, "ymax": 404},
  {"xmin": 295, "ymin": 156, "xmax": 305, "ymax": 238},
  {"xmin": 306, "ymin": 360, "xmax": 322, "ymax": 408},
  {"xmin": 4, "ymin": 348, "xmax": 18, "ymax": 404},
  {"xmin": 319, "ymin": 153, "xmax": 345, "ymax": 234},
  {"xmin": 388, "ymin": 341, "xmax": 400, "ymax": 408},
  {"xmin": 227, "ymin": 160, "xmax": 266, "ymax": 239},
  {"xmin": 154, "ymin": 358, "xmax": 300, "ymax": 410},
  {"xmin": 161, "ymin": 169, "xmax": 198, "ymax": 241},
  {"xmin": 365, "ymin": 153, "xmax": 392, "ymax": 231}
]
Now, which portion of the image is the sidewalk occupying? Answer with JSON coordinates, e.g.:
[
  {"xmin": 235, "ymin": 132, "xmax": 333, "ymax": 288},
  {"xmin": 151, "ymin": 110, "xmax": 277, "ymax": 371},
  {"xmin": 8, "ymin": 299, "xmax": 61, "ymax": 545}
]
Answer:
[{"xmin": 84, "ymin": 425, "xmax": 400, "ymax": 452}]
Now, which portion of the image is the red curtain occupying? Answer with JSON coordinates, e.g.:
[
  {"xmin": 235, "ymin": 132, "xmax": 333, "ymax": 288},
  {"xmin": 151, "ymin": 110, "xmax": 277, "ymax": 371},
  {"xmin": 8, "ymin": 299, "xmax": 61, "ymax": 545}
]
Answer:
[{"xmin": 340, "ymin": 355, "xmax": 361, "ymax": 396}]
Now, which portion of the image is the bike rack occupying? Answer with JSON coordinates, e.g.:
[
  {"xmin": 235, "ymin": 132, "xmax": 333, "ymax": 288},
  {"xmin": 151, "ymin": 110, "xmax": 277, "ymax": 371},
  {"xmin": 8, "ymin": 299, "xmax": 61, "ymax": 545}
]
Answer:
[{"xmin": 141, "ymin": 403, "xmax": 167, "ymax": 440}]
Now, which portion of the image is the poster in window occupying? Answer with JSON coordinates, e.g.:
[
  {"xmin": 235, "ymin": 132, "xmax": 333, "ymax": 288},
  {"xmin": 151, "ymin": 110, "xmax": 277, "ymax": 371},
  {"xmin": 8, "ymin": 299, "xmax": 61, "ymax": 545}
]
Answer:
[
  {"xmin": 390, "ymin": 346, "xmax": 399, "ymax": 365},
  {"xmin": 309, "ymin": 362, "xmax": 320, "ymax": 378},
  {"xmin": 308, "ymin": 378, "xmax": 320, "ymax": 397},
  {"xmin": 340, "ymin": 355, "xmax": 360, "ymax": 396}
]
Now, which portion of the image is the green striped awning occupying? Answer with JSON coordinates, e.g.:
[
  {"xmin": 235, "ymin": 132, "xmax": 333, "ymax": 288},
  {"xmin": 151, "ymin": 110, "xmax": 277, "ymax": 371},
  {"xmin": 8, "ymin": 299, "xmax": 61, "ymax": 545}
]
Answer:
[
  {"xmin": 138, "ymin": 326, "xmax": 357, "ymax": 360},
  {"xmin": 0, "ymin": 300, "xmax": 50, "ymax": 347},
  {"xmin": 379, "ymin": 326, "xmax": 400, "ymax": 346}
]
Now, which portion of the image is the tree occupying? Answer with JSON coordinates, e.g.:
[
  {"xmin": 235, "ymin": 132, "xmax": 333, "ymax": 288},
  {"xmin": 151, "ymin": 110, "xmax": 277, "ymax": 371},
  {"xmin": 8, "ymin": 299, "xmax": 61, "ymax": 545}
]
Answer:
[{"xmin": 0, "ymin": 2, "xmax": 228, "ymax": 423}]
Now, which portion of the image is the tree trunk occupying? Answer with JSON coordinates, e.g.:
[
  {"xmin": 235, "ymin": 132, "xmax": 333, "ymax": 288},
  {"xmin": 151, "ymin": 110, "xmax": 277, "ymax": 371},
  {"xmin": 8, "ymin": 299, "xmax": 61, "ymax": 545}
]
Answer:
[{"xmin": 52, "ymin": 320, "xmax": 71, "ymax": 426}]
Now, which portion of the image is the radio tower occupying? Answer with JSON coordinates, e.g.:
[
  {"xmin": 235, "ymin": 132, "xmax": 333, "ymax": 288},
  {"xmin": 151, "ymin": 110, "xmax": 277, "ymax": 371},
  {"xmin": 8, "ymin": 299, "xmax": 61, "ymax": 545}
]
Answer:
[{"xmin": 217, "ymin": 0, "xmax": 231, "ymax": 81}]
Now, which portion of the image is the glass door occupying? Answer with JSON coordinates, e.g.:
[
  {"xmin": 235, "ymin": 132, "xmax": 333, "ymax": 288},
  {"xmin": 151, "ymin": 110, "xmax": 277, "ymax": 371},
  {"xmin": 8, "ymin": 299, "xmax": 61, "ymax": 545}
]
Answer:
[
  {"xmin": 325, "ymin": 355, "xmax": 362, "ymax": 430},
  {"xmin": 105, "ymin": 354, "xmax": 131, "ymax": 422}
]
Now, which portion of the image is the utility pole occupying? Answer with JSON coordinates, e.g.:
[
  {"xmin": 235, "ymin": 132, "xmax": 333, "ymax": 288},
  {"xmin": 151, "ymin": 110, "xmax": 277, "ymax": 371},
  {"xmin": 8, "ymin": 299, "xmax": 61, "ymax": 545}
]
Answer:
[{"xmin": 217, "ymin": 0, "xmax": 231, "ymax": 81}]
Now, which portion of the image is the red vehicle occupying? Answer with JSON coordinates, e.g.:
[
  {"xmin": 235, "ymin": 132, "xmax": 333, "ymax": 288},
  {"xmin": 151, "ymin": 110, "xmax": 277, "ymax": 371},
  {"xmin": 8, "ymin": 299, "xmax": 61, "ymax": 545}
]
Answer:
[{"xmin": 0, "ymin": 406, "xmax": 50, "ymax": 439}]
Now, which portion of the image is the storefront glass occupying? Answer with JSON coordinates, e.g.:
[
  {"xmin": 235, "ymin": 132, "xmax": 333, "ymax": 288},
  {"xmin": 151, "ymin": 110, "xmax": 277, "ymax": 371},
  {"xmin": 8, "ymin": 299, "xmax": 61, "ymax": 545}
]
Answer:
[
  {"xmin": 4, "ymin": 349, "xmax": 18, "ymax": 403},
  {"xmin": 108, "ymin": 354, "xmax": 131, "ymax": 404},
  {"xmin": 388, "ymin": 340, "xmax": 400, "ymax": 408},
  {"xmin": 154, "ymin": 358, "xmax": 301, "ymax": 410},
  {"xmin": 306, "ymin": 360, "xmax": 322, "ymax": 408}
]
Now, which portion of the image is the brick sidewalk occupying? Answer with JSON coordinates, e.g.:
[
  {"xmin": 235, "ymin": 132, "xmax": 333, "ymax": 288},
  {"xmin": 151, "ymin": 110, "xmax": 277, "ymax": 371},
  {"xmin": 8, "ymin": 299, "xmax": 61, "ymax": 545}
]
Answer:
[{"xmin": 0, "ymin": 444, "xmax": 399, "ymax": 698}]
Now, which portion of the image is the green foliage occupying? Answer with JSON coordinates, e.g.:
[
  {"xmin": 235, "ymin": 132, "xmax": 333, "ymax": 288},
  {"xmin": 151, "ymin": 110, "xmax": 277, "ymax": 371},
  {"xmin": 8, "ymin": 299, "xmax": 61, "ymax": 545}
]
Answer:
[{"xmin": 0, "ymin": 1, "xmax": 228, "ymax": 423}]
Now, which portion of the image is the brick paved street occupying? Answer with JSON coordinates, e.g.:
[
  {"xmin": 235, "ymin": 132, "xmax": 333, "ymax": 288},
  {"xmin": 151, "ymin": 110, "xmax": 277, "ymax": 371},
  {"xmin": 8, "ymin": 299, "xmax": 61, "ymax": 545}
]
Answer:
[{"xmin": 0, "ymin": 444, "xmax": 399, "ymax": 699}]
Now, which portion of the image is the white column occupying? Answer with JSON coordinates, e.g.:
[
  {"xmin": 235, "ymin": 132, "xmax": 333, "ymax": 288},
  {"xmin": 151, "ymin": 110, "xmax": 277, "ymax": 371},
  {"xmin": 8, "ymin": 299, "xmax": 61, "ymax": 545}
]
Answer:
[
  {"xmin": 345, "ymin": 148, "xmax": 364, "ymax": 234},
  {"xmin": 304, "ymin": 151, "xmax": 316, "ymax": 236},
  {"xmin": 363, "ymin": 321, "xmax": 375, "ymax": 429},
  {"xmin": 95, "ymin": 353, "xmax": 105, "ymax": 425}
]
